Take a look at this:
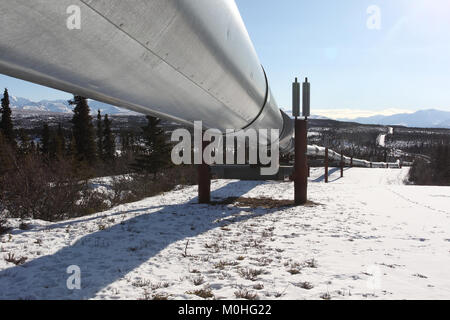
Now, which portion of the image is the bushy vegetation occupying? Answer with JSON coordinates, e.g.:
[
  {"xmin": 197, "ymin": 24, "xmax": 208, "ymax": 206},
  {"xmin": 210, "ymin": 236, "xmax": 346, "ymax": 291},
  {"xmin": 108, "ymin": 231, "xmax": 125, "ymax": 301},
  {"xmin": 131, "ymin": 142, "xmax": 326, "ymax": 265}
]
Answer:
[
  {"xmin": 408, "ymin": 143, "xmax": 450, "ymax": 186},
  {"xmin": 307, "ymin": 120, "xmax": 450, "ymax": 163},
  {"xmin": 0, "ymin": 90, "xmax": 197, "ymax": 224}
]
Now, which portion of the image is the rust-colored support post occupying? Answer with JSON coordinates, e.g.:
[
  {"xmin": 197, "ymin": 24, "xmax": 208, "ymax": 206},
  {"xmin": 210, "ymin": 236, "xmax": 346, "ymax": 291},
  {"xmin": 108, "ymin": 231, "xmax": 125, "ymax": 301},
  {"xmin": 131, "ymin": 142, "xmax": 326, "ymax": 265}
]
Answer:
[
  {"xmin": 294, "ymin": 118, "xmax": 308, "ymax": 205},
  {"xmin": 324, "ymin": 147, "xmax": 329, "ymax": 183},
  {"xmin": 198, "ymin": 139, "xmax": 211, "ymax": 204},
  {"xmin": 340, "ymin": 153, "xmax": 344, "ymax": 178}
]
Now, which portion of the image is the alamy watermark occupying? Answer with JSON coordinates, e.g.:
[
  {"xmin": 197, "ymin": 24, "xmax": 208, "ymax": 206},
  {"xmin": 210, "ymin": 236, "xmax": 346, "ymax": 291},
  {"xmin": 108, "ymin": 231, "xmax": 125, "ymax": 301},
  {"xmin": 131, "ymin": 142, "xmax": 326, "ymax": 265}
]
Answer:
[
  {"xmin": 67, "ymin": 5, "xmax": 81, "ymax": 30},
  {"xmin": 367, "ymin": 5, "xmax": 381, "ymax": 30},
  {"xmin": 171, "ymin": 121, "xmax": 280, "ymax": 176},
  {"xmin": 66, "ymin": 265, "xmax": 81, "ymax": 290}
]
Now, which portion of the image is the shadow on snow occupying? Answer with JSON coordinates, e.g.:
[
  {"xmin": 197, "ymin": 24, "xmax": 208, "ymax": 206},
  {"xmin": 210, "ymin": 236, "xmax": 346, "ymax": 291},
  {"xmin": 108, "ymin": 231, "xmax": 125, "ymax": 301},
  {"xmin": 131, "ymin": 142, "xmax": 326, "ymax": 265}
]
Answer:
[{"xmin": 0, "ymin": 180, "xmax": 287, "ymax": 299}]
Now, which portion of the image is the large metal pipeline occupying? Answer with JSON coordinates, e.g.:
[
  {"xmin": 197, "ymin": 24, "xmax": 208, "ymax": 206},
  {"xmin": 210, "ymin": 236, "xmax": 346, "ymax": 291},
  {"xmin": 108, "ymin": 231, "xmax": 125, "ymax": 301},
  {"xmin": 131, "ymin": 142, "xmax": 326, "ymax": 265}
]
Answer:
[
  {"xmin": 0, "ymin": 0, "xmax": 294, "ymax": 152},
  {"xmin": 307, "ymin": 145, "xmax": 401, "ymax": 168}
]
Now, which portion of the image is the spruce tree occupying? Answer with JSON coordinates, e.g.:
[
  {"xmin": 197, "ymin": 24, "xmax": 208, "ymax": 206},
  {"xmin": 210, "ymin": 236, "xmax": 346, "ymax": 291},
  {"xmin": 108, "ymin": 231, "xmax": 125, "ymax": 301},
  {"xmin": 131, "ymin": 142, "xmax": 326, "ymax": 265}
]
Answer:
[
  {"xmin": 17, "ymin": 129, "xmax": 33, "ymax": 156},
  {"xmin": 52, "ymin": 124, "xmax": 66, "ymax": 159},
  {"xmin": 68, "ymin": 133, "xmax": 77, "ymax": 159},
  {"xmin": 0, "ymin": 132, "xmax": 15, "ymax": 175},
  {"xmin": 0, "ymin": 89, "xmax": 15, "ymax": 145},
  {"xmin": 41, "ymin": 123, "xmax": 50, "ymax": 156},
  {"xmin": 102, "ymin": 114, "xmax": 115, "ymax": 161},
  {"xmin": 132, "ymin": 116, "xmax": 171, "ymax": 176},
  {"xmin": 69, "ymin": 96, "xmax": 96, "ymax": 162},
  {"xmin": 47, "ymin": 125, "xmax": 65, "ymax": 160},
  {"xmin": 120, "ymin": 130, "xmax": 130, "ymax": 154},
  {"xmin": 96, "ymin": 110, "xmax": 104, "ymax": 160}
]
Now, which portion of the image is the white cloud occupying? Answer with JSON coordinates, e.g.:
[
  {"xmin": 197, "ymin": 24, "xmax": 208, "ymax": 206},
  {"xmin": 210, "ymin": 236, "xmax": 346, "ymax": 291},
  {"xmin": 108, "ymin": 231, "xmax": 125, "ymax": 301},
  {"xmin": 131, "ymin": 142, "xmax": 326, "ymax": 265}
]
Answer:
[{"xmin": 312, "ymin": 108, "xmax": 416, "ymax": 120}]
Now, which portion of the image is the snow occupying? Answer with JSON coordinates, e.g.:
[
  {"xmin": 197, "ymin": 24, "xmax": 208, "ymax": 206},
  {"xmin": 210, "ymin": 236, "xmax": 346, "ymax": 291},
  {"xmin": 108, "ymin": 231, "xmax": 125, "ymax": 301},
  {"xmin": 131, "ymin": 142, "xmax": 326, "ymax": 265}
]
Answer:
[
  {"xmin": 377, "ymin": 134, "xmax": 386, "ymax": 147},
  {"xmin": 1, "ymin": 168, "xmax": 449, "ymax": 300},
  {"xmin": 377, "ymin": 127, "xmax": 393, "ymax": 147}
]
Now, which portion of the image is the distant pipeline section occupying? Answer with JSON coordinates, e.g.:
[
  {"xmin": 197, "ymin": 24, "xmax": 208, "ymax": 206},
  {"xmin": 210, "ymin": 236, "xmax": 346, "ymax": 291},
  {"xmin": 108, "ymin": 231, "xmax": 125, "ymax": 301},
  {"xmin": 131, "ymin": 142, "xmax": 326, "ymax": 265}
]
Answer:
[{"xmin": 307, "ymin": 145, "xmax": 402, "ymax": 168}]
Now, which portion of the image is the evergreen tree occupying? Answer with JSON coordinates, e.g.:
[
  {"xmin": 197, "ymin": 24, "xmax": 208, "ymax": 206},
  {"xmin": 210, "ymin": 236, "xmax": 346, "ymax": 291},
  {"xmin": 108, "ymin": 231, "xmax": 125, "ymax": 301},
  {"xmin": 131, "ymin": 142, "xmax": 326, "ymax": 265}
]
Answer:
[
  {"xmin": 47, "ymin": 125, "xmax": 65, "ymax": 160},
  {"xmin": 52, "ymin": 124, "xmax": 66, "ymax": 159},
  {"xmin": 96, "ymin": 110, "xmax": 104, "ymax": 160},
  {"xmin": 17, "ymin": 129, "xmax": 33, "ymax": 156},
  {"xmin": 0, "ymin": 132, "xmax": 15, "ymax": 175},
  {"xmin": 0, "ymin": 89, "xmax": 15, "ymax": 145},
  {"xmin": 69, "ymin": 96, "xmax": 96, "ymax": 162},
  {"xmin": 68, "ymin": 132, "xmax": 77, "ymax": 159},
  {"xmin": 102, "ymin": 114, "xmax": 115, "ymax": 161},
  {"xmin": 432, "ymin": 143, "xmax": 450, "ymax": 185},
  {"xmin": 131, "ymin": 116, "xmax": 171, "ymax": 176},
  {"xmin": 41, "ymin": 123, "xmax": 50, "ymax": 156},
  {"xmin": 120, "ymin": 130, "xmax": 130, "ymax": 154}
]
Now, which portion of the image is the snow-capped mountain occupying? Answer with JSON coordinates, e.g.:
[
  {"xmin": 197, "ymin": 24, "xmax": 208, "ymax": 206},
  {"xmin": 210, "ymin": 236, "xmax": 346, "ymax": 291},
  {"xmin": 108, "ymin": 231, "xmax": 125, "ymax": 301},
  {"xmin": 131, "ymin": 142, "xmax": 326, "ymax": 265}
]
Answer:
[
  {"xmin": 9, "ymin": 95, "xmax": 139, "ymax": 115},
  {"xmin": 282, "ymin": 109, "xmax": 330, "ymax": 120},
  {"xmin": 339, "ymin": 109, "xmax": 450, "ymax": 129}
]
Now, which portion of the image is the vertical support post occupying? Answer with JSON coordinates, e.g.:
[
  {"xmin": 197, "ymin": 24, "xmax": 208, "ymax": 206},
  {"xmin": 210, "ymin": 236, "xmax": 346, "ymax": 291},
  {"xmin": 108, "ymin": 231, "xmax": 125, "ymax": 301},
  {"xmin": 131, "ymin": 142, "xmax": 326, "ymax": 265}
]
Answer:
[
  {"xmin": 370, "ymin": 162, "xmax": 373, "ymax": 168},
  {"xmin": 307, "ymin": 165, "xmax": 310, "ymax": 178},
  {"xmin": 350, "ymin": 157, "xmax": 353, "ymax": 167},
  {"xmin": 340, "ymin": 152, "xmax": 344, "ymax": 178},
  {"xmin": 324, "ymin": 147, "xmax": 329, "ymax": 183},
  {"xmin": 294, "ymin": 118, "xmax": 308, "ymax": 205},
  {"xmin": 198, "ymin": 139, "xmax": 211, "ymax": 204}
]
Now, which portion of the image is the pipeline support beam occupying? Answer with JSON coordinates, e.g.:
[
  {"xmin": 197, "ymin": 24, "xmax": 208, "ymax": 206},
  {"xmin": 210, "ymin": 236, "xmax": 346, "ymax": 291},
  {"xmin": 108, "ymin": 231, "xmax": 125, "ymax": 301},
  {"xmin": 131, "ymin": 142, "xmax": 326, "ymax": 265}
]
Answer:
[
  {"xmin": 198, "ymin": 140, "xmax": 211, "ymax": 204},
  {"xmin": 294, "ymin": 119, "xmax": 308, "ymax": 205}
]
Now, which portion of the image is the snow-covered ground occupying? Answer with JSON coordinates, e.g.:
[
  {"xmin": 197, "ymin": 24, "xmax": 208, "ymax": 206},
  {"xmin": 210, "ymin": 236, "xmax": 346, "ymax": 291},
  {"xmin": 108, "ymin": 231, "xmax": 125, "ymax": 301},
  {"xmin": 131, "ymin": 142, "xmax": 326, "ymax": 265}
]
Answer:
[{"xmin": 1, "ymin": 168, "xmax": 449, "ymax": 300}]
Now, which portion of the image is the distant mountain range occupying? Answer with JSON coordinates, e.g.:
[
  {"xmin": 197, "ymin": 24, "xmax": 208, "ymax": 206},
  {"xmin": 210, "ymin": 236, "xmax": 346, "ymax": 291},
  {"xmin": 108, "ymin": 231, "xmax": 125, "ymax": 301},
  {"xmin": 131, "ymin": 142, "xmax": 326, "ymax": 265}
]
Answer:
[
  {"xmin": 9, "ymin": 95, "xmax": 138, "ymax": 115},
  {"xmin": 8, "ymin": 96, "xmax": 450, "ymax": 129},
  {"xmin": 339, "ymin": 109, "xmax": 450, "ymax": 129},
  {"xmin": 282, "ymin": 108, "xmax": 450, "ymax": 129},
  {"xmin": 282, "ymin": 110, "xmax": 330, "ymax": 120}
]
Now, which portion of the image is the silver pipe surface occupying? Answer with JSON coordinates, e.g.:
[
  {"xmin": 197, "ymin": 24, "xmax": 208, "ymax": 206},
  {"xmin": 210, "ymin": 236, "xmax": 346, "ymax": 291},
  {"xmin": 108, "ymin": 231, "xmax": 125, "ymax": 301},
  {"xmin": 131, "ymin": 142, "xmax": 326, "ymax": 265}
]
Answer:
[{"xmin": 0, "ymin": 0, "xmax": 293, "ymax": 150}]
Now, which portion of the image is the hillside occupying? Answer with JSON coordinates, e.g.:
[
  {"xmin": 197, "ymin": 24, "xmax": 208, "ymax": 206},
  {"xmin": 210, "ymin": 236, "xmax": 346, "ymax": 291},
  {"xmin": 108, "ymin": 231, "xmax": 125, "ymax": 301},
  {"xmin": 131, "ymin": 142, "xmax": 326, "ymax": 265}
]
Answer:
[
  {"xmin": 9, "ymin": 95, "xmax": 138, "ymax": 116},
  {"xmin": 340, "ymin": 109, "xmax": 450, "ymax": 129}
]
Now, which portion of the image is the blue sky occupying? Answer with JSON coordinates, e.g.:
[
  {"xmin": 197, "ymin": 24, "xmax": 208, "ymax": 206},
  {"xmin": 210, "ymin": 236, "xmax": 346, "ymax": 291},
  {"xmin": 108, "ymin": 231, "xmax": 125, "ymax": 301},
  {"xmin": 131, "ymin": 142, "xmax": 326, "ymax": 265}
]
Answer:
[
  {"xmin": 1, "ymin": 0, "xmax": 449, "ymax": 118},
  {"xmin": 235, "ymin": 0, "xmax": 450, "ymax": 117}
]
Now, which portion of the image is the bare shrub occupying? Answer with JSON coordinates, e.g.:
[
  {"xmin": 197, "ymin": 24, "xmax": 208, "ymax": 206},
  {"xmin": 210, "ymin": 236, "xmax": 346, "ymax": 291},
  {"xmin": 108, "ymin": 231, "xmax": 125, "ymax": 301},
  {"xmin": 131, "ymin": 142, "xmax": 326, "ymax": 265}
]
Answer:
[
  {"xmin": 0, "ymin": 155, "xmax": 197, "ymax": 222},
  {"xmin": 295, "ymin": 282, "xmax": 314, "ymax": 290},
  {"xmin": 238, "ymin": 268, "xmax": 264, "ymax": 281},
  {"xmin": 191, "ymin": 275, "xmax": 205, "ymax": 286},
  {"xmin": 132, "ymin": 279, "xmax": 151, "ymax": 288},
  {"xmin": 4, "ymin": 253, "xmax": 27, "ymax": 265},
  {"xmin": 108, "ymin": 166, "xmax": 197, "ymax": 207},
  {"xmin": 235, "ymin": 289, "xmax": 259, "ymax": 300},
  {"xmin": 214, "ymin": 260, "xmax": 239, "ymax": 270},
  {"xmin": 0, "ymin": 155, "xmax": 89, "ymax": 221},
  {"xmin": 0, "ymin": 211, "xmax": 9, "ymax": 235},
  {"xmin": 303, "ymin": 258, "xmax": 318, "ymax": 268},
  {"xmin": 287, "ymin": 268, "xmax": 301, "ymax": 275},
  {"xmin": 151, "ymin": 282, "xmax": 170, "ymax": 290},
  {"xmin": 253, "ymin": 283, "xmax": 264, "ymax": 290},
  {"xmin": 139, "ymin": 289, "xmax": 169, "ymax": 300},
  {"xmin": 187, "ymin": 287, "xmax": 214, "ymax": 299},
  {"xmin": 152, "ymin": 293, "xmax": 169, "ymax": 300},
  {"xmin": 320, "ymin": 292, "xmax": 331, "ymax": 300}
]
